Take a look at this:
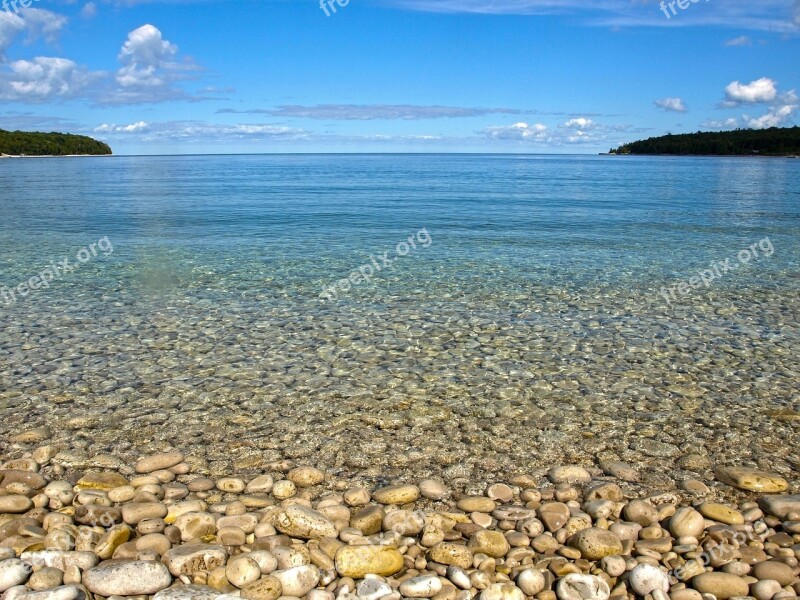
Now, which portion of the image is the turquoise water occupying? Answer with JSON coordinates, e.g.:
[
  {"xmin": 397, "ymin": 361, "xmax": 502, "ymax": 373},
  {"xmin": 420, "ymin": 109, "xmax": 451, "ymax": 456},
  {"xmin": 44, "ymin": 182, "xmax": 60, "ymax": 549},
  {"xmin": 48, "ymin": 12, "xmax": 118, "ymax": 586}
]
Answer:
[{"xmin": 0, "ymin": 154, "xmax": 798, "ymax": 487}]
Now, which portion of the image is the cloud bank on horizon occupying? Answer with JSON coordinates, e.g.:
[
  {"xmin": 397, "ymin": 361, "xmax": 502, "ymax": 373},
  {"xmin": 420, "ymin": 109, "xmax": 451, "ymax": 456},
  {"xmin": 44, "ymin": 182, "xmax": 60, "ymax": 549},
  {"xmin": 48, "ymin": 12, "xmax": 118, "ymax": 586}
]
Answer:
[{"xmin": 0, "ymin": 0, "xmax": 797, "ymax": 153}]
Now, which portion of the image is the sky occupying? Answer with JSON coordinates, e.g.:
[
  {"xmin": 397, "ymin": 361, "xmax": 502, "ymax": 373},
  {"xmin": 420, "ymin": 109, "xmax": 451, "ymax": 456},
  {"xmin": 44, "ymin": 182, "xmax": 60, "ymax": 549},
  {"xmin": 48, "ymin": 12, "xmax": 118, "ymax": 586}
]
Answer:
[{"xmin": 0, "ymin": 0, "xmax": 798, "ymax": 154}]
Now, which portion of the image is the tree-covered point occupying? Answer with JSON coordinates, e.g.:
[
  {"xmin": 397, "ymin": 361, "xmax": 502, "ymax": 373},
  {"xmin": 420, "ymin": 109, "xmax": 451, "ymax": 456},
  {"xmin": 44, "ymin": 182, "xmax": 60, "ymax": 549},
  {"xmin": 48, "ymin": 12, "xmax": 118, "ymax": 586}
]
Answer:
[
  {"xmin": 610, "ymin": 126, "xmax": 800, "ymax": 156},
  {"xmin": 0, "ymin": 129, "xmax": 112, "ymax": 156}
]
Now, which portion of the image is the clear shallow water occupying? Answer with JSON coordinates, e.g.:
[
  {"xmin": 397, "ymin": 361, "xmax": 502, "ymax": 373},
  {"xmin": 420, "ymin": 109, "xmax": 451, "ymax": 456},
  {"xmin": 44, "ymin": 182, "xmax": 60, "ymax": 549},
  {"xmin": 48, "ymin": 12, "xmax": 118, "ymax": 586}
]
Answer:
[{"xmin": 0, "ymin": 154, "xmax": 798, "ymax": 491}]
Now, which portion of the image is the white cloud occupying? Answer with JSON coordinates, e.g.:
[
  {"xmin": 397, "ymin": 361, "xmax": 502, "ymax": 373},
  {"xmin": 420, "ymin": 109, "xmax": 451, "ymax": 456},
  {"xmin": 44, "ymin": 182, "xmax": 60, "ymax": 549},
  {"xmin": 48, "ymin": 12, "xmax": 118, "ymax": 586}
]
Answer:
[
  {"xmin": 561, "ymin": 117, "xmax": 596, "ymax": 129},
  {"xmin": 0, "ymin": 12, "xmax": 25, "ymax": 60},
  {"xmin": 483, "ymin": 122, "xmax": 549, "ymax": 141},
  {"xmin": 724, "ymin": 36, "xmax": 751, "ymax": 47},
  {"xmin": 654, "ymin": 97, "xmax": 687, "ymax": 113},
  {"xmin": 723, "ymin": 77, "xmax": 778, "ymax": 105},
  {"xmin": 95, "ymin": 121, "xmax": 149, "ymax": 133},
  {"xmin": 116, "ymin": 24, "xmax": 177, "ymax": 87},
  {"xmin": 744, "ymin": 105, "xmax": 798, "ymax": 129},
  {"xmin": 0, "ymin": 56, "xmax": 96, "ymax": 100},
  {"xmin": 701, "ymin": 117, "xmax": 740, "ymax": 130},
  {"xmin": 219, "ymin": 104, "xmax": 522, "ymax": 120}
]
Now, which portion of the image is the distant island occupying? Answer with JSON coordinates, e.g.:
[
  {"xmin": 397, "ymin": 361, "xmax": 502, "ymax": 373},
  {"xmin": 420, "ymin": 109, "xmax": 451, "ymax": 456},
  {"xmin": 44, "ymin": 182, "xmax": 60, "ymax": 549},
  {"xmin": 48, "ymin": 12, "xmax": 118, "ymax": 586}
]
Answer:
[
  {"xmin": 609, "ymin": 126, "xmax": 800, "ymax": 157},
  {"xmin": 0, "ymin": 129, "xmax": 112, "ymax": 157}
]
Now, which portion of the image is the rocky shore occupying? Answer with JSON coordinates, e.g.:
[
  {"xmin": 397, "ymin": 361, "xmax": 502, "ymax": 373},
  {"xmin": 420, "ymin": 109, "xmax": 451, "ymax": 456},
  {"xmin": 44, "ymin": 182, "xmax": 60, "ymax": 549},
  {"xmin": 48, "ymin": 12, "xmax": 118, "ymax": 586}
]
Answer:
[{"xmin": 0, "ymin": 446, "xmax": 798, "ymax": 600}]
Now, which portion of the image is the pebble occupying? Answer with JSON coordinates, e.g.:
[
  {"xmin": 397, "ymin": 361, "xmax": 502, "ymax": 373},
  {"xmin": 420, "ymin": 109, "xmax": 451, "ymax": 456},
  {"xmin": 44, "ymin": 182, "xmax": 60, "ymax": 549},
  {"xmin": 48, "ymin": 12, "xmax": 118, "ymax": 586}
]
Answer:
[
  {"xmin": 273, "ymin": 565, "xmax": 321, "ymax": 597},
  {"xmin": 335, "ymin": 546, "xmax": 404, "ymax": 578},
  {"xmin": 276, "ymin": 506, "xmax": 338, "ymax": 540},
  {"xmin": 0, "ymin": 559, "xmax": 32, "ymax": 592},
  {"xmin": 355, "ymin": 578, "xmax": 393, "ymax": 600},
  {"xmin": 691, "ymin": 573, "xmax": 750, "ymax": 600},
  {"xmin": 698, "ymin": 503, "xmax": 745, "ymax": 525},
  {"xmin": 752, "ymin": 562, "xmax": 796, "ymax": 587},
  {"xmin": 629, "ymin": 564, "xmax": 671, "ymax": 596},
  {"xmin": 153, "ymin": 585, "xmax": 221, "ymax": 600},
  {"xmin": 468, "ymin": 530, "xmax": 510, "ymax": 558},
  {"xmin": 548, "ymin": 466, "xmax": 592, "ymax": 484},
  {"xmin": 555, "ymin": 574, "xmax": 610, "ymax": 600},
  {"xmin": 82, "ymin": 560, "xmax": 173, "ymax": 595},
  {"xmin": 429, "ymin": 543, "xmax": 474, "ymax": 569},
  {"xmin": 242, "ymin": 575, "xmax": 283, "ymax": 600},
  {"xmin": 135, "ymin": 452, "xmax": 185, "ymax": 474},
  {"xmin": 568, "ymin": 527, "xmax": 623, "ymax": 560},
  {"xmin": 480, "ymin": 583, "xmax": 525, "ymax": 600},
  {"xmin": 715, "ymin": 467, "xmax": 789, "ymax": 493},
  {"xmin": 399, "ymin": 575, "xmax": 443, "ymax": 598},
  {"xmin": 372, "ymin": 485, "xmax": 420, "ymax": 505},
  {"xmin": 516, "ymin": 569, "xmax": 546, "ymax": 596}
]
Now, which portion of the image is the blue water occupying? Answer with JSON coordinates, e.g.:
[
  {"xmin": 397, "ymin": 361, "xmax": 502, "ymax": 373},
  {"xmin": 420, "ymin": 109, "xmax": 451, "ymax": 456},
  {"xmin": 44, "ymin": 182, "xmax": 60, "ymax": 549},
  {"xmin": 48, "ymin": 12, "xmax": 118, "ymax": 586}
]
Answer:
[{"xmin": 1, "ymin": 154, "xmax": 798, "ymax": 482}]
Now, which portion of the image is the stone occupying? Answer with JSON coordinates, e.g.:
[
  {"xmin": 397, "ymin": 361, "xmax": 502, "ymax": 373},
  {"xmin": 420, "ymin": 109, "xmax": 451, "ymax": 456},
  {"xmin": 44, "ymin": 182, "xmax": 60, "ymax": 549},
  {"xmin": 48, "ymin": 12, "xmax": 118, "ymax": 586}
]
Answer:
[
  {"xmin": 227, "ymin": 556, "xmax": 262, "ymax": 588},
  {"xmin": 75, "ymin": 472, "xmax": 129, "ymax": 491},
  {"xmin": 548, "ymin": 466, "xmax": 592, "ymax": 484},
  {"xmin": 135, "ymin": 452, "xmax": 185, "ymax": 473},
  {"xmin": 698, "ymin": 503, "xmax": 744, "ymax": 525},
  {"xmin": 95, "ymin": 524, "xmax": 132, "ymax": 560},
  {"xmin": 555, "ymin": 574, "xmax": 610, "ymax": 600},
  {"xmin": 751, "ymin": 562, "xmax": 795, "ymax": 586},
  {"xmin": 334, "ymin": 546, "xmax": 404, "ymax": 578},
  {"xmin": 669, "ymin": 507, "xmax": 706, "ymax": 538},
  {"xmin": 447, "ymin": 566, "xmax": 472, "ymax": 590},
  {"xmin": 516, "ymin": 569, "xmax": 546, "ymax": 596},
  {"xmin": 0, "ymin": 559, "xmax": 32, "ymax": 592},
  {"xmin": 468, "ymin": 530, "xmax": 510, "ymax": 558},
  {"xmin": 568, "ymin": 528, "xmax": 623, "ymax": 560},
  {"xmin": 372, "ymin": 484, "xmax": 420, "ymax": 505},
  {"xmin": 276, "ymin": 506, "xmax": 338, "ymax": 540},
  {"xmin": 357, "ymin": 578, "xmax": 393, "ymax": 600},
  {"xmin": 429, "ymin": 542, "xmax": 473, "ymax": 569},
  {"xmin": 272, "ymin": 565, "xmax": 320, "ymax": 596},
  {"xmin": 599, "ymin": 461, "xmax": 639, "ymax": 482},
  {"xmin": 15, "ymin": 586, "xmax": 82, "ymax": 600},
  {"xmin": 539, "ymin": 502, "xmax": 571, "ymax": 532},
  {"xmin": 350, "ymin": 506, "xmax": 385, "ymax": 536},
  {"xmin": 480, "ymin": 583, "xmax": 525, "ymax": 600},
  {"xmin": 242, "ymin": 575, "xmax": 282, "ymax": 600},
  {"xmin": 457, "ymin": 496, "xmax": 497, "ymax": 513},
  {"xmin": 162, "ymin": 544, "xmax": 228, "ymax": 576},
  {"xmin": 288, "ymin": 467, "xmax": 325, "ymax": 488},
  {"xmin": 758, "ymin": 495, "xmax": 800, "ymax": 520},
  {"xmin": 122, "ymin": 502, "xmax": 169, "ymax": 525},
  {"xmin": 174, "ymin": 511, "xmax": 216, "ymax": 542},
  {"xmin": 0, "ymin": 496, "xmax": 33, "ymax": 514},
  {"xmin": 691, "ymin": 573, "xmax": 749, "ymax": 600},
  {"xmin": 383, "ymin": 509, "xmax": 424, "ymax": 536},
  {"xmin": 153, "ymin": 585, "xmax": 221, "ymax": 600},
  {"xmin": 600, "ymin": 556, "xmax": 626, "ymax": 578},
  {"xmin": 83, "ymin": 560, "xmax": 173, "ymax": 596},
  {"xmin": 20, "ymin": 551, "xmax": 99, "ymax": 572},
  {"xmin": 28, "ymin": 567, "xmax": 63, "ymax": 590},
  {"xmin": 751, "ymin": 580, "xmax": 783, "ymax": 600},
  {"xmin": 623, "ymin": 500, "xmax": 659, "ymax": 526},
  {"xmin": 400, "ymin": 575, "xmax": 443, "ymax": 598},
  {"xmin": 420, "ymin": 480, "xmax": 448, "ymax": 500},
  {"xmin": 715, "ymin": 467, "xmax": 789, "ymax": 493},
  {"xmin": 629, "ymin": 564, "xmax": 670, "ymax": 596}
]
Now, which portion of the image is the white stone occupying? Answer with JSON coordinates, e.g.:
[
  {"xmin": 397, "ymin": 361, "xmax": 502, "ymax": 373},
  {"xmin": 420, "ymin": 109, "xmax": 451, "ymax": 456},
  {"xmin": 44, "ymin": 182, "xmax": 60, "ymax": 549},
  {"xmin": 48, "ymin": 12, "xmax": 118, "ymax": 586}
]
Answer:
[
  {"xmin": 20, "ymin": 551, "xmax": 98, "ymax": 572},
  {"xmin": 153, "ymin": 585, "xmax": 220, "ymax": 600},
  {"xmin": 446, "ymin": 566, "xmax": 471, "ymax": 590},
  {"xmin": 555, "ymin": 574, "xmax": 611, "ymax": 600},
  {"xmin": 0, "ymin": 560, "xmax": 32, "ymax": 593},
  {"xmin": 356, "ymin": 578, "xmax": 393, "ymax": 600},
  {"xmin": 83, "ymin": 560, "xmax": 172, "ymax": 596},
  {"xmin": 480, "ymin": 583, "xmax": 526, "ymax": 600},
  {"xmin": 273, "ymin": 565, "xmax": 321, "ymax": 597},
  {"xmin": 226, "ymin": 556, "xmax": 261, "ymax": 588},
  {"xmin": 629, "ymin": 564, "xmax": 670, "ymax": 597},
  {"xmin": 399, "ymin": 576, "xmax": 443, "ymax": 598},
  {"xmin": 16, "ymin": 586, "xmax": 82, "ymax": 600},
  {"xmin": 516, "ymin": 569, "xmax": 546, "ymax": 596}
]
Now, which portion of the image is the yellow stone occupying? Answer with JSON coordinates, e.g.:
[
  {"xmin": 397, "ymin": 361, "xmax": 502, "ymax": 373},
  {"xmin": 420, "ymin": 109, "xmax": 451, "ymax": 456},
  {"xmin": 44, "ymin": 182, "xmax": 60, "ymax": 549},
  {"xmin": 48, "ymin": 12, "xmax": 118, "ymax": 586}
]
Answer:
[
  {"xmin": 715, "ymin": 467, "xmax": 789, "ymax": 493},
  {"xmin": 334, "ymin": 545, "xmax": 405, "ymax": 578},
  {"xmin": 76, "ymin": 472, "xmax": 129, "ymax": 491},
  {"xmin": 698, "ymin": 502, "xmax": 744, "ymax": 525}
]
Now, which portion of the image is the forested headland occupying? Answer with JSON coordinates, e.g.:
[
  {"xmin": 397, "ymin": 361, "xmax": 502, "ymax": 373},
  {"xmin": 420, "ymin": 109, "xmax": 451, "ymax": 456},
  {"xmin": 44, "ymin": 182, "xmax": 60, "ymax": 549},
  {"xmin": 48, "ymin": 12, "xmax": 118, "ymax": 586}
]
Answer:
[
  {"xmin": 610, "ymin": 127, "xmax": 800, "ymax": 156},
  {"xmin": 0, "ymin": 130, "xmax": 112, "ymax": 156}
]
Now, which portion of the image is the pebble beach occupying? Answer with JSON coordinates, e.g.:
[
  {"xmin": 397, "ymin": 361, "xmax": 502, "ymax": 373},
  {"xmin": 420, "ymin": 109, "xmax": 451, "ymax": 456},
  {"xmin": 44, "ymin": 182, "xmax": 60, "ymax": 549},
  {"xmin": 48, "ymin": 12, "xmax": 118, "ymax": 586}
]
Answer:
[{"xmin": 0, "ymin": 448, "xmax": 798, "ymax": 600}]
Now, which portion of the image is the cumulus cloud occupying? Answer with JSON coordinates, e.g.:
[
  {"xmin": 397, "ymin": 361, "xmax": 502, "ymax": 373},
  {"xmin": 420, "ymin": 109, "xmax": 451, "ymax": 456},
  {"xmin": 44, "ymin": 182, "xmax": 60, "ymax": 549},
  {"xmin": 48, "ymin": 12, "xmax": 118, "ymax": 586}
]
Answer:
[
  {"xmin": 483, "ymin": 122, "xmax": 549, "ymax": 141},
  {"xmin": 81, "ymin": 2, "xmax": 98, "ymax": 18},
  {"xmin": 0, "ymin": 57, "xmax": 97, "ymax": 100},
  {"xmin": 116, "ymin": 24, "xmax": 177, "ymax": 88},
  {"xmin": 218, "ymin": 104, "xmax": 522, "ymax": 120},
  {"xmin": 723, "ymin": 77, "xmax": 778, "ymax": 106},
  {"xmin": 654, "ymin": 97, "xmax": 687, "ymax": 113},
  {"xmin": 95, "ymin": 121, "xmax": 149, "ymax": 133},
  {"xmin": 701, "ymin": 117, "xmax": 740, "ymax": 130},
  {"xmin": 716, "ymin": 77, "xmax": 798, "ymax": 129}
]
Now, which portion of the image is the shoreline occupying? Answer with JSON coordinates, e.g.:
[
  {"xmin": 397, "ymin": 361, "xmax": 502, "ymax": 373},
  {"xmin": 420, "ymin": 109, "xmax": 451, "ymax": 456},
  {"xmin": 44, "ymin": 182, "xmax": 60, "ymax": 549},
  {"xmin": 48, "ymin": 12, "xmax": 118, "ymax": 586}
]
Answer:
[
  {"xmin": 0, "ymin": 154, "xmax": 112, "ymax": 158},
  {"xmin": 0, "ymin": 445, "xmax": 797, "ymax": 598}
]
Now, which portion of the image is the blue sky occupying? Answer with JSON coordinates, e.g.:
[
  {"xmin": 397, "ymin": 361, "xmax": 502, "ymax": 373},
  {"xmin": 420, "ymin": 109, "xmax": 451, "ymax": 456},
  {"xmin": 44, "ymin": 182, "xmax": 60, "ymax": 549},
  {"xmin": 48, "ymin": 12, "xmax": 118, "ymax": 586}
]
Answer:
[{"xmin": 0, "ymin": 0, "xmax": 798, "ymax": 154}]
